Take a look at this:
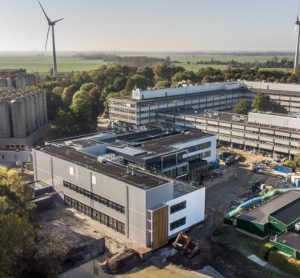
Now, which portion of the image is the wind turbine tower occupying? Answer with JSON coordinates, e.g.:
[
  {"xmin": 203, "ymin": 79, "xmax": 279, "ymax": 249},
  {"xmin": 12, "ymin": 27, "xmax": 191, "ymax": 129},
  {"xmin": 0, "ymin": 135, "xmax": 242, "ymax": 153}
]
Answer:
[
  {"xmin": 294, "ymin": 15, "xmax": 300, "ymax": 72},
  {"xmin": 38, "ymin": 1, "xmax": 63, "ymax": 78}
]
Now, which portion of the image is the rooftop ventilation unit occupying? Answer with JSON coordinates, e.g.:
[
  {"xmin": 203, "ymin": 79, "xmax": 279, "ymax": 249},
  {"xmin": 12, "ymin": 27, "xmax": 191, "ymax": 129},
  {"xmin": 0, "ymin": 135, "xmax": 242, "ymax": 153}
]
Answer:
[{"xmin": 97, "ymin": 156, "xmax": 107, "ymax": 163}]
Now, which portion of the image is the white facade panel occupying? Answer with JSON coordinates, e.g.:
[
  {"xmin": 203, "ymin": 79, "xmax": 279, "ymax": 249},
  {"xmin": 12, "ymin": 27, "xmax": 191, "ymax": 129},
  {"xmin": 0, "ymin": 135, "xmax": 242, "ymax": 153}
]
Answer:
[{"xmin": 166, "ymin": 187, "xmax": 205, "ymax": 237}]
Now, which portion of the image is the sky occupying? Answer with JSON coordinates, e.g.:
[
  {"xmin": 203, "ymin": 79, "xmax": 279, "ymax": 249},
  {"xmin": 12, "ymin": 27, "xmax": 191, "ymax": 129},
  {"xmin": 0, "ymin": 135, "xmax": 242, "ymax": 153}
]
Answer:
[{"xmin": 0, "ymin": 0, "xmax": 299, "ymax": 52}]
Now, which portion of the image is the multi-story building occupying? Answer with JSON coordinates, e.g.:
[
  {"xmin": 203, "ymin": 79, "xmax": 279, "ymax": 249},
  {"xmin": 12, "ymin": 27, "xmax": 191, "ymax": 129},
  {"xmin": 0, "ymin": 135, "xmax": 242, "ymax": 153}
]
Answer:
[
  {"xmin": 244, "ymin": 81, "xmax": 300, "ymax": 113},
  {"xmin": 68, "ymin": 129, "xmax": 216, "ymax": 181},
  {"xmin": 156, "ymin": 110, "xmax": 300, "ymax": 158},
  {"xmin": 108, "ymin": 81, "xmax": 300, "ymax": 129},
  {"xmin": 0, "ymin": 89, "xmax": 50, "ymax": 164},
  {"xmin": 33, "ymin": 134, "xmax": 206, "ymax": 248},
  {"xmin": 109, "ymin": 82, "xmax": 253, "ymax": 127}
]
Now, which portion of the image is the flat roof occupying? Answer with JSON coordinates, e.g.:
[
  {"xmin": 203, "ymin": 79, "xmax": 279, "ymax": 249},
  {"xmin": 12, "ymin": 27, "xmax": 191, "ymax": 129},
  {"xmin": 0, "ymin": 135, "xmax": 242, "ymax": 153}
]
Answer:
[
  {"xmin": 251, "ymin": 88, "xmax": 300, "ymax": 97},
  {"xmin": 270, "ymin": 198, "xmax": 300, "ymax": 225},
  {"xmin": 139, "ymin": 130, "xmax": 211, "ymax": 155},
  {"xmin": 173, "ymin": 182, "xmax": 199, "ymax": 198},
  {"xmin": 162, "ymin": 110, "xmax": 300, "ymax": 133},
  {"xmin": 93, "ymin": 129, "xmax": 212, "ymax": 159},
  {"xmin": 100, "ymin": 128, "xmax": 167, "ymax": 144},
  {"xmin": 273, "ymin": 232, "xmax": 300, "ymax": 251},
  {"xmin": 40, "ymin": 144, "xmax": 170, "ymax": 190},
  {"xmin": 238, "ymin": 191, "xmax": 300, "ymax": 225},
  {"xmin": 110, "ymin": 87, "xmax": 251, "ymax": 104}
]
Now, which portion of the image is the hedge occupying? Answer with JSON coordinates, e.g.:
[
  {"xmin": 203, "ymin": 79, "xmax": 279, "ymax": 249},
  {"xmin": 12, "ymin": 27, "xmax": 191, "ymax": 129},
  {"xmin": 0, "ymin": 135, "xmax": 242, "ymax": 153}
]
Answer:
[{"xmin": 268, "ymin": 251, "xmax": 300, "ymax": 275}]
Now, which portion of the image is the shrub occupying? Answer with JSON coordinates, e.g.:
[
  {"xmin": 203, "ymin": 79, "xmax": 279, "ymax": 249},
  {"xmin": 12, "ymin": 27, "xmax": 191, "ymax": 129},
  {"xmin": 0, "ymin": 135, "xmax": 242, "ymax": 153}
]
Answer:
[
  {"xmin": 268, "ymin": 251, "xmax": 300, "ymax": 275},
  {"xmin": 259, "ymin": 242, "xmax": 274, "ymax": 260}
]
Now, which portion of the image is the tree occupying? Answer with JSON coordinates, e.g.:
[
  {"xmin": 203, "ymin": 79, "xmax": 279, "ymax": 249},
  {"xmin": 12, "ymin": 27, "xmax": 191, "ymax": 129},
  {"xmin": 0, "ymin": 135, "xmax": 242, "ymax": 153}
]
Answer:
[
  {"xmin": 137, "ymin": 67, "xmax": 155, "ymax": 86},
  {"xmin": 52, "ymin": 86, "xmax": 63, "ymax": 96},
  {"xmin": 46, "ymin": 91, "xmax": 63, "ymax": 121},
  {"xmin": 70, "ymin": 89, "xmax": 96, "ymax": 133},
  {"xmin": 171, "ymin": 70, "xmax": 196, "ymax": 84},
  {"xmin": 233, "ymin": 99, "xmax": 249, "ymax": 115},
  {"xmin": 0, "ymin": 167, "xmax": 59, "ymax": 277},
  {"xmin": 0, "ymin": 167, "xmax": 34, "ymax": 277},
  {"xmin": 153, "ymin": 64, "xmax": 184, "ymax": 81},
  {"xmin": 53, "ymin": 109, "xmax": 76, "ymax": 135},
  {"xmin": 155, "ymin": 80, "xmax": 172, "ymax": 89},
  {"xmin": 125, "ymin": 74, "xmax": 149, "ymax": 92},
  {"xmin": 62, "ymin": 84, "xmax": 79, "ymax": 107},
  {"xmin": 252, "ymin": 94, "xmax": 287, "ymax": 114},
  {"xmin": 252, "ymin": 94, "xmax": 272, "ymax": 111}
]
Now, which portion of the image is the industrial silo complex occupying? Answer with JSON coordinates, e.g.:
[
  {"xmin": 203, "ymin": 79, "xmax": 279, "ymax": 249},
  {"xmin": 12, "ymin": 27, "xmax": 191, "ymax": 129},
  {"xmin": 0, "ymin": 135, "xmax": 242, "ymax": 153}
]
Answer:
[{"xmin": 0, "ymin": 89, "xmax": 50, "ymax": 164}]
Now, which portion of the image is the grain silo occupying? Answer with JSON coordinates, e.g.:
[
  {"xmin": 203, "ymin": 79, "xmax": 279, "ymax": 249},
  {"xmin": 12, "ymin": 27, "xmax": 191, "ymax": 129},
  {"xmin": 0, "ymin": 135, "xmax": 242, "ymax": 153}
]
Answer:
[
  {"xmin": 42, "ymin": 91, "xmax": 47, "ymax": 123},
  {"xmin": 0, "ymin": 78, "xmax": 7, "ymax": 88},
  {"xmin": 10, "ymin": 98, "xmax": 27, "ymax": 138},
  {"xmin": 24, "ymin": 95, "xmax": 32, "ymax": 134},
  {"xmin": 0, "ymin": 89, "xmax": 49, "ymax": 151},
  {"xmin": 6, "ymin": 78, "xmax": 13, "ymax": 88},
  {"xmin": 37, "ymin": 92, "xmax": 44, "ymax": 126},
  {"xmin": 33, "ymin": 93, "xmax": 41, "ymax": 128},
  {"xmin": 0, "ymin": 98, "xmax": 11, "ymax": 137},
  {"xmin": 29, "ymin": 94, "xmax": 37, "ymax": 131}
]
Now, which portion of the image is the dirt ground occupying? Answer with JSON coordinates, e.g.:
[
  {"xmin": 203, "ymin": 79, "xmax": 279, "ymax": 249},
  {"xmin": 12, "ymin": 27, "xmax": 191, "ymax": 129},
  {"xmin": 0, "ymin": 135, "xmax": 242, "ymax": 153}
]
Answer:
[
  {"xmin": 168, "ymin": 149, "xmax": 289, "ymax": 277},
  {"xmin": 36, "ymin": 202, "xmax": 135, "ymax": 273},
  {"xmin": 205, "ymin": 148, "xmax": 286, "ymax": 214}
]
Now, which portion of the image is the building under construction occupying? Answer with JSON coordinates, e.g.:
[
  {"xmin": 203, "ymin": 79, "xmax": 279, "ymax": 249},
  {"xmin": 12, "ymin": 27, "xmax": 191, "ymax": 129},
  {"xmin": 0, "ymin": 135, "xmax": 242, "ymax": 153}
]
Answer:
[{"xmin": 0, "ymin": 89, "xmax": 49, "ymax": 163}]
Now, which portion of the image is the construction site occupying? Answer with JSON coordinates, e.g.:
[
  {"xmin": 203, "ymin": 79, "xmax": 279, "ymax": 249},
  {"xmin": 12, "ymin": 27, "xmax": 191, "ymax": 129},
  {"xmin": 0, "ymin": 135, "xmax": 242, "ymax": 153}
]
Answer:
[{"xmin": 30, "ymin": 146, "xmax": 300, "ymax": 278}]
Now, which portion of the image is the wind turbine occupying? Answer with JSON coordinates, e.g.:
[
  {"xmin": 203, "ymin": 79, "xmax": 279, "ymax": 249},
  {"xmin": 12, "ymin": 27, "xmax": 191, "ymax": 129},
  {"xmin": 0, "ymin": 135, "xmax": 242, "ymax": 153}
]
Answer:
[
  {"xmin": 294, "ymin": 7, "xmax": 300, "ymax": 72},
  {"xmin": 38, "ymin": 1, "xmax": 63, "ymax": 78}
]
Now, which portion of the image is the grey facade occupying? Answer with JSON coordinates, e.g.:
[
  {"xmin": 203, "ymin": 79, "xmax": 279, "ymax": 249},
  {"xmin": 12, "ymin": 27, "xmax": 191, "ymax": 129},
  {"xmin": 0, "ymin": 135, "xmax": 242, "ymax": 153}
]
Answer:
[
  {"xmin": 108, "ymin": 81, "xmax": 300, "ymax": 128},
  {"xmin": 157, "ymin": 111, "xmax": 300, "ymax": 157},
  {"xmin": 109, "ymin": 83, "xmax": 254, "ymax": 126},
  {"xmin": 33, "ymin": 137, "xmax": 205, "ymax": 248}
]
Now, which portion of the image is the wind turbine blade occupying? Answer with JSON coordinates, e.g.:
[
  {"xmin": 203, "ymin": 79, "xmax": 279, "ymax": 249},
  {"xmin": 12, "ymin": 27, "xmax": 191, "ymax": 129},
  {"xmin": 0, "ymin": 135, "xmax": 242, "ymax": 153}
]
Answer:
[
  {"xmin": 297, "ymin": 2, "xmax": 300, "ymax": 20},
  {"xmin": 38, "ymin": 0, "xmax": 51, "ymax": 23},
  {"xmin": 45, "ymin": 25, "xmax": 50, "ymax": 52},
  {"xmin": 53, "ymin": 18, "xmax": 64, "ymax": 24}
]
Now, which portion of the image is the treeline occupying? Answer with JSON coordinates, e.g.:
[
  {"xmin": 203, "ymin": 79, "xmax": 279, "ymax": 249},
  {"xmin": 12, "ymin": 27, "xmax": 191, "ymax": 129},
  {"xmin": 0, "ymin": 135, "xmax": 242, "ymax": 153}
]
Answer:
[
  {"xmin": 194, "ymin": 57, "xmax": 293, "ymax": 68},
  {"xmin": 73, "ymin": 53, "xmax": 169, "ymax": 67},
  {"xmin": 31, "ymin": 64, "xmax": 300, "ymax": 139}
]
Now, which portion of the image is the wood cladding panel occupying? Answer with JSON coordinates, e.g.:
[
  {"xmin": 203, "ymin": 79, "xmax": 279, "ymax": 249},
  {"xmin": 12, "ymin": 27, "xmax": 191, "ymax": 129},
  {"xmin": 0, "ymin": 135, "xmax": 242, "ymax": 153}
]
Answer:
[{"xmin": 151, "ymin": 206, "xmax": 168, "ymax": 249}]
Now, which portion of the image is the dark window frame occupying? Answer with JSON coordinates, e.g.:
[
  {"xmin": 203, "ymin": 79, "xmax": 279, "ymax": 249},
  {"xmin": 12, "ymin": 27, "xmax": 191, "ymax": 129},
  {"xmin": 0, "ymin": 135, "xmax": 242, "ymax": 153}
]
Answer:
[
  {"xmin": 170, "ymin": 201, "xmax": 186, "ymax": 214},
  {"xmin": 170, "ymin": 217, "xmax": 186, "ymax": 231}
]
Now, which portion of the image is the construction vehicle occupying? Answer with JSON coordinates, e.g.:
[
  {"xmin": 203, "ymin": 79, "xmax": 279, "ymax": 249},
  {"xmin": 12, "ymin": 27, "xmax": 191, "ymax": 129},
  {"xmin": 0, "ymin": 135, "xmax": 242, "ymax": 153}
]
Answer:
[
  {"xmin": 172, "ymin": 232, "xmax": 200, "ymax": 257},
  {"xmin": 173, "ymin": 232, "xmax": 190, "ymax": 252}
]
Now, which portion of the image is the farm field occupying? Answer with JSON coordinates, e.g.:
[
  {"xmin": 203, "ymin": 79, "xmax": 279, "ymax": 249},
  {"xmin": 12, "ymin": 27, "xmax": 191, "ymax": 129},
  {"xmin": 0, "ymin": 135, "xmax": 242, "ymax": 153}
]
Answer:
[
  {"xmin": 0, "ymin": 56, "xmax": 106, "ymax": 73},
  {"xmin": 0, "ymin": 53, "xmax": 294, "ymax": 73}
]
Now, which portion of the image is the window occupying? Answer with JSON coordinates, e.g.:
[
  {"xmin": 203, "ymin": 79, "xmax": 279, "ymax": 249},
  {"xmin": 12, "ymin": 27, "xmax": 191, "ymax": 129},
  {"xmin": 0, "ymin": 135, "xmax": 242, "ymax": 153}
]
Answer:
[
  {"xmin": 63, "ymin": 180, "xmax": 125, "ymax": 214},
  {"xmin": 92, "ymin": 175, "xmax": 96, "ymax": 185},
  {"xmin": 69, "ymin": 166, "xmax": 74, "ymax": 176},
  {"xmin": 170, "ymin": 201, "xmax": 186, "ymax": 214},
  {"xmin": 64, "ymin": 195, "xmax": 125, "ymax": 235},
  {"xmin": 170, "ymin": 217, "xmax": 186, "ymax": 231}
]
